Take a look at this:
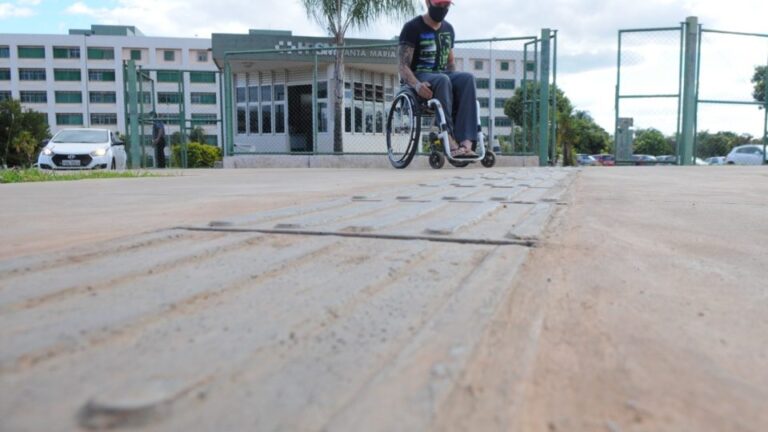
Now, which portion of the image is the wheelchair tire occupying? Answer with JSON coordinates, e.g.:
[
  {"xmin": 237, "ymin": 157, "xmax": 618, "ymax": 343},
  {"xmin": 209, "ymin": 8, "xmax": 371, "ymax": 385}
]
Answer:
[
  {"xmin": 386, "ymin": 93, "xmax": 420, "ymax": 169},
  {"xmin": 481, "ymin": 151, "xmax": 497, "ymax": 168},
  {"xmin": 429, "ymin": 151, "xmax": 445, "ymax": 169}
]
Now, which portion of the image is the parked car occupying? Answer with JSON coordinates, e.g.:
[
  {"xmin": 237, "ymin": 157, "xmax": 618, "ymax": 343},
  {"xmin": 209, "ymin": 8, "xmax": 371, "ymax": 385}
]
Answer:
[
  {"xmin": 656, "ymin": 155, "xmax": 677, "ymax": 164},
  {"xmin": 695, "ymin": 157, "xmax": 709, "ymax": 166},
  {"xmin": 592, "ymin": 154, "xmax": 615, "ymax": 166},
  {"xmin": 38, "ymin": 129, "xmax": 127, "ymax": 171},
  {"xmin": 632, "ymin": 154, "xmax": 657, "ymax": 165},
  {"xmin": 576, "ymin": 154, "xmax": 598, "ymax": 166},
  {"xmin": 725, "ymin": 145, "xmax": 767, "ymax": 165},
  {"xmin": 705, "ymin": 156, "xmax": 726, "ymax": 165}
]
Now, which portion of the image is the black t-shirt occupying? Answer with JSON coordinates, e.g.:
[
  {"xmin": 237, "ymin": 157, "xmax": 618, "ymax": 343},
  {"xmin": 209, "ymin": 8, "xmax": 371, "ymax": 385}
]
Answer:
[{"xmin": 399, "ymin": 16, "xmax": 455, "ymax": 73}]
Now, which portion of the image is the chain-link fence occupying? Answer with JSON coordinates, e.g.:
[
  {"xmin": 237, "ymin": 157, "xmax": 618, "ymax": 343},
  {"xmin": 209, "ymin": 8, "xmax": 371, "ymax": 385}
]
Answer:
[
  {"xmin": 615, "ymin": 19, "xmax": 768, "ymax": 165},
  {"xmin": 124, "ymin": 61, "xmax": 224, "ymax": 168},
  {"xmin": 220, "ymin": 36, "xmax": 547, "ymax": 157}
]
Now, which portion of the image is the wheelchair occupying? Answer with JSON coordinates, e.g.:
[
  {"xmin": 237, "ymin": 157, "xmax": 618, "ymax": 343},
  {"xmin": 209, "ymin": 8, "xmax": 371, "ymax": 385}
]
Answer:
[{"xmin": 386, "ymin": 86, "xmax": 496, "ymax": 170}]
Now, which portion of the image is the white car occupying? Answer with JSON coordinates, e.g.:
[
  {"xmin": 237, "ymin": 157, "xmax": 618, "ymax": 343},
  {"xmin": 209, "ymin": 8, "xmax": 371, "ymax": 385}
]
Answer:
[
  {"xmin": 725, "ymin": 145, "xmax": 767, "ymax": 166},
  {"xmin": 705, "ymin": 156, "xmax": 725, "ymax": 165},
  {"xmin": 38, "ymin": 129, "xmax": 127, "ymax": 171}
]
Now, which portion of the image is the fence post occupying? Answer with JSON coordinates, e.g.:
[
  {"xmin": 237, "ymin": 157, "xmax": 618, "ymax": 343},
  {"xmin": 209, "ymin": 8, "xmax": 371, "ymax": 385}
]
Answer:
[
  {"xmin": 538, "ymin": 29, "xmax": 551, "ymax": 166},
  {"xmin": 763, "ymin": 64, "xmax": 767, "ymax": 164},
  {"xmin": 223, "ymin": 61, "xmax": 234, "ymax": 157},
  {"xmin": 680, "ymin": 16, "xmax": 699, "ymax": 165},
  {"xmin": 126, "ymin": 60, "xmax": 141, "ymax": 169}
]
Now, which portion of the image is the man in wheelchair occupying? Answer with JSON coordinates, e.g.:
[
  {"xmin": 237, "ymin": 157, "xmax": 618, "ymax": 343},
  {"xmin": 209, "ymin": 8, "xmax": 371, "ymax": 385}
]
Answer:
[{"xmin": 398, "ymin": 0, "xmax": 478, "ymax": 158}]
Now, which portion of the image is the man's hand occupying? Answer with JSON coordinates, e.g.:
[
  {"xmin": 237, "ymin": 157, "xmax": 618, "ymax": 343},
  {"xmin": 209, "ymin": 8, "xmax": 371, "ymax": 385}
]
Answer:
[{"xmin": 416, "ymin": 82, "xmax": 433, "ymax": 99}]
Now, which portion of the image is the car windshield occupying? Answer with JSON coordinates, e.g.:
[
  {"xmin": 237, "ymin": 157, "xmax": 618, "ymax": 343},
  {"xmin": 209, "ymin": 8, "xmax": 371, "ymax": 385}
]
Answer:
[{"xmin": 52, "ymin": 130, "xmax": 109, "ymax": 144}]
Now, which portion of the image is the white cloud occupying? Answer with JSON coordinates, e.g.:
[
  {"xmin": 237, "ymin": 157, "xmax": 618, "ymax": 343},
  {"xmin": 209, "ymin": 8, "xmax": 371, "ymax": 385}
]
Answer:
[{"xmin": 0, "ymin": 3, "xmax": 35, "ymax": 18}]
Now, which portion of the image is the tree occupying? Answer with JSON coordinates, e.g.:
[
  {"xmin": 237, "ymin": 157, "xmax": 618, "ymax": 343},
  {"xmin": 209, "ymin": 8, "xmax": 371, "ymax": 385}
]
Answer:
[
  {"xmin": 0, "ymin": 99, "xmax": 50, "ymax": 168},
  {"xmin": 634, "ymin": 128, "xmax": 673, "ymax": 156},
  {"xmin": 569, "ymin": 111, "xmax": 612, "ymax": 156},
  {"xmin": 301, "ymin": 0, "xmax": 417, "ymax": 153},
  {"xmin": 695, "ymin": 131, "xmax": 751, "ymax": 158},
  {"xmin": 188, "ymin": 126, "xmax": 207, "ymax": 144},
  {"xmin": 752, "ymin": 65, "xmax": 766, "ymax": 103}
]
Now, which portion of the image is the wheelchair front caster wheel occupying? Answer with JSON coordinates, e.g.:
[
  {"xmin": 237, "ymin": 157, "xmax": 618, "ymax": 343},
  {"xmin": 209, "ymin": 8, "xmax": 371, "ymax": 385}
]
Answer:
[
  {"xmin": 481, "ymin": 151, "xmax": 496, "ymax": 168},
  {"xmin": 429, "ymin": 151, "xmax": 445, "ymax": 169}
]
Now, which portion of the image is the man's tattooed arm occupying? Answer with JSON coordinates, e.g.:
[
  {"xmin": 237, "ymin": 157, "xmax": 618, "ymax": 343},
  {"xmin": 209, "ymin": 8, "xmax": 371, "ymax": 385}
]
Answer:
[
  {"xmin": 398, "ymin": 44, "xmax": 421, "ymax": 88},
  {"xmin": 446, "ymin": 49, "xmax": 456, "ymax": 72}
]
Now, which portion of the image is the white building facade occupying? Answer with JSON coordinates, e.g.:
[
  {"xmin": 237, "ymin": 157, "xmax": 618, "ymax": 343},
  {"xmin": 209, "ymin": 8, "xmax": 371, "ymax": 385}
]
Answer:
[{"xmin": 0, "ymin": 25, "xmax": 221, "ymax": 145}]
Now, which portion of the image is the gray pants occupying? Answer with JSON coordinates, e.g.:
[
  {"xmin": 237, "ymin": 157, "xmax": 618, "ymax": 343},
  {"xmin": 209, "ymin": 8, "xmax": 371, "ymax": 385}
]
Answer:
[{"xmin": 415, "ymin": 71, "xmax": 478, "ymax": 143}]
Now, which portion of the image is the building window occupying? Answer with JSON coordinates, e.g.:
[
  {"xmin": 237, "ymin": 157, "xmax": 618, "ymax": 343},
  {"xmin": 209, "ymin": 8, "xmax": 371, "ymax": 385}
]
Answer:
[
  {"xmin": 20, "ymin": 91, "xmax": 47, "ymax": 104},
  {"xmin": 0, "ymin": 91, "xmax": 11, "ymax": 101},
  {"xmin": 248, "ymin": 106, "xmax": 259, "ymax": 133},
  {"xmin": 56, "ymin": 113, "xmax": 84, "ymax": 126},
  {"xmin": 478, "ymin": 97, "xmax": 489, "ymax": 108},
  {"xmin": 236, "ymin": 87, "xmax": 246, "ymax": 103},
  {"xmin": 54, "ymin": 69, "xmax": 82, "ymax": 81},
  {"xmin": 158, "ymin": 92, "xmax": 182, "ymax": 104},
  {"xmin": 196, "ymin": 50, "xmax": 208, "ymax": 62},
  {"xmin": 525, "ymin": 61, "xmax": 536, "ymax": 72},
  {"xmin": 191, "ymin": 114, "xmax": 218, "ymax": 126},
  {"xmin": 203, "ymin": 135, "xmax": 217, "ymax": 145},
  {"xmin": 88, "ymin": 47, "xmax": 115, "ymax": 60},
  {"xmin": 89, "ymin": 69, "xmax": 116, "ymax": 82},
  {"xmin": 495, "ymin": 79, "xmax": 516, "ymax": 90},
  {"xmin": 0, "ymin": 46, "xmax": 9, "ymax": 58},
  {"xmin": 494, "ymin": 117, "xmax": 512, "ymax": 127},
  {"xmin": 476, "ymin": 78, "xmax": 489, "ymax": 89},
  {"xmin": 191, "ymin": 92, "xmax": 216, "ymax": 105},
  {"xmin": 480, "ymin": 117, "xmax": 489, "ymax": 128},
  {"xmin": 261, "ymin": 105, "xmax": 272, "ymax": 133},
  {"xmin": 53, "ymin": 47, "xmax": 80, "ymax": 59},
  {"xmin": 56, "ymin": 91, "xmax": 83, "ymax": 104},
  {"xmin": 500, "ymin": 61, "xmax": 510, "ymax": 72},
  {"xmin": 90, "ymin": 91, "xmax": 116, "ymax": 104},
  {"xmin": 18, "ymin": 46, "xmax": 45, "ymax": 59},
  {"xmin": 163, "ymin": 50, "xmax": 175, "ymax": 61},
  {"xmin": 261, "ymin": 85, "xmax": 272, "ymax": 103},
  {"xmin": 0, "ymin": 69, "xmax": 10, "ymax": 80},
  {"xmin": 91, "ymin": 113, "xmax": 118, "ymax": 125},
  {"xmin": 130, "ymin": 49, "xmax": 142, "ymax": 61},
  {"xmin": 190, "ymin": 71, "xmax": 216, "ymax": 83},
  {"xmin": 156, "ymin": 113, "xmax": 180, "ymax": 125},
  {"xmin": 275, "ymin": 84, "xmax": 286, "ymax": 101},
  {"xmin": 156, "ymin": 70, "xmax": 181, "ymax": 83},
  {"xmin": 19, "ymin": 68, "xmax": 46, "ymax": 81},
  {"xmin": 237, "ymin": 107, "xmax": 246, "ymax": 134},
  {"xmin": 248, "ymin": 85, "xmax": 259, "ymax": 103},
  {"xmin": 495, "ymin": 98, "xmax": 507, "ymax": 109},
  {"xmin": 474, "ymin": 60, "xmax": 483, "ymax": 71}
]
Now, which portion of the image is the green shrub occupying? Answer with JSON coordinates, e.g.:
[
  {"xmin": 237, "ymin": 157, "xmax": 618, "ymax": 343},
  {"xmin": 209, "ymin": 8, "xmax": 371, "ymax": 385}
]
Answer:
[{"xmin": 171, "ymin": 142, "xmax": 222, "ymax": 168}]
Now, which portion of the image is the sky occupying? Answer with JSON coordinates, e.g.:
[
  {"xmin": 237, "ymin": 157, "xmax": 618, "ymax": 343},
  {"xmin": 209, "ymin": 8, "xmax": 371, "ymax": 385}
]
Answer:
[{"xmin": 2, "ymin": 0, "xmax": 767, "ymax": 137}]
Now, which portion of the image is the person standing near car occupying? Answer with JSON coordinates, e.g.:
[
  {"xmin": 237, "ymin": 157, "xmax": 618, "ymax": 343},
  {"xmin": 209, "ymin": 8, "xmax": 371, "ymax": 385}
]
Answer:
[
  {"xmin": 398, "ymin": 0, "xmax": 478, "ymax": 158},
  {"xmin": 151, "ymin": 112, "xmax": 167, "ymax": 168}
]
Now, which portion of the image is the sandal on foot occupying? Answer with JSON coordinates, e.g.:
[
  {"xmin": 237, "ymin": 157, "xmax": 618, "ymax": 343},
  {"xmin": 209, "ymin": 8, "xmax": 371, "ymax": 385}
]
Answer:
[
  {"xmin": 459, "ymin": 143, "xmax": 478, "ymax": 157},
  {"xmin": 450, "ymin": 146, "xmax": 467, "ymax": 158}
]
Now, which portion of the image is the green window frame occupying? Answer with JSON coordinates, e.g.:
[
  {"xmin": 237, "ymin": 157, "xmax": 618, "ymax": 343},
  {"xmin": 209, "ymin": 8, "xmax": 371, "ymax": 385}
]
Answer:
[
  {"xmin": 56, "ymin": 113, "xmax": 84, "ymax": 126},
  {"xmin": 495, "ymin": 79, "xmax": 516, "ymax": 90},
  {"xmin": 18, "ymin": 46, "xmax": 45, "ymax": 59},
  {"xmin": 525, "ymin": 61, "xmax": 536, "ymax": 72},
  {"xmin": 191, "ymin": 114, "xmax": 218, "ymax": 125},
  {"xmin": 476, "ymin": 79, "xmax": 489, "ymax": 90},
  {"xmin": 0, "ymin": 68, "xmax": 10, "ymax": 80},
  {"xmin": 130, "ymin": 49, "xmax": 142, "ymax": 61},
  {"xmin": 89, "ymin": 91, "xmax": 117, "ymax": 104},
  {"xmin": 190, "ymin": 71, "xmax": 216, "ymax": 83},
  {"xmin": 55, "ymin": 91, "xmax": 83, "ymax": 104},
  {"xmin": 191, "ymin": 92, "xmax": 216, "ymax": 105},
  {"xmin": 20, "ymin": 91, "xmax": 47, "ymax": 104},
  {"xmin": 53, "ymin": 47, "xmax": 80, "ymax": 59},
  {"xmin": 0, "ymin": 46, "xmax": 9, "ymax": 58},
  {"xmin": 163, "ymin": 50, "xmax": 175, "ymax": 61},
  {"xmin": 500, "ymin": 61, "xmax": 510, "ymax": 71},
  {"xmin": 158, "ymin": 92, "xmax": 181, "ymax": 104},
  {"xmin": 54, "ymin": 69, "xmax": 82, "ymax": 81},
  {"xmin": 87, "ymin": 47, "xmax": 115, "ymax": 60},
  {"xmin": 19, "ymin": 68, "xmax": 46, "ymax": 81},
  {"xmin": 0, "ymin": 91, "xmax": 11, "ymax": 101},
  {"xmin": 91, "ymin": 113, "xmax": 117, "ymax": 125},
  {"xmin": 480, "ymin": 117, "xmax": 489, "ymax": 128},
  {"xmin": 88, "ymin": 69, "xmax": 116, "ymax": 82},
  {"xmin": 156, "ymin": 70, "xmax": 181, "ymax": 83}
]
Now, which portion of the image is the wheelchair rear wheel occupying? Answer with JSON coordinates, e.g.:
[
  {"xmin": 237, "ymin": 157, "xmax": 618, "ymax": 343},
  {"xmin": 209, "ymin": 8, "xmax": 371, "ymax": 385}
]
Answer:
[{"xmin": 386, "ymin": 93, "xmax": 420, "ymax": 169}]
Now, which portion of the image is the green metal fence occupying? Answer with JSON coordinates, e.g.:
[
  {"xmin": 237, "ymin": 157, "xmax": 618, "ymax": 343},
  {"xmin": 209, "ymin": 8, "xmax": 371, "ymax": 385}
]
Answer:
[
  {"xmin": 123, "ymin": 61, "xmax": 224, "ymax": 169},
  {"xmin": 219, "ymin": 33, "xmax": 557, "ymax": 166},
  {"xmin": 615, "ymin": 17, "xmax": 768, "ymax": 165}
]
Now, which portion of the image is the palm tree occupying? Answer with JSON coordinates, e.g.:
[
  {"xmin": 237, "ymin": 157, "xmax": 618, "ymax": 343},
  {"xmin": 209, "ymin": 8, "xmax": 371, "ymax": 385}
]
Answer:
[{"xmin": 300, "ymin": 0, "xmax": 418, "ymax": 153}]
